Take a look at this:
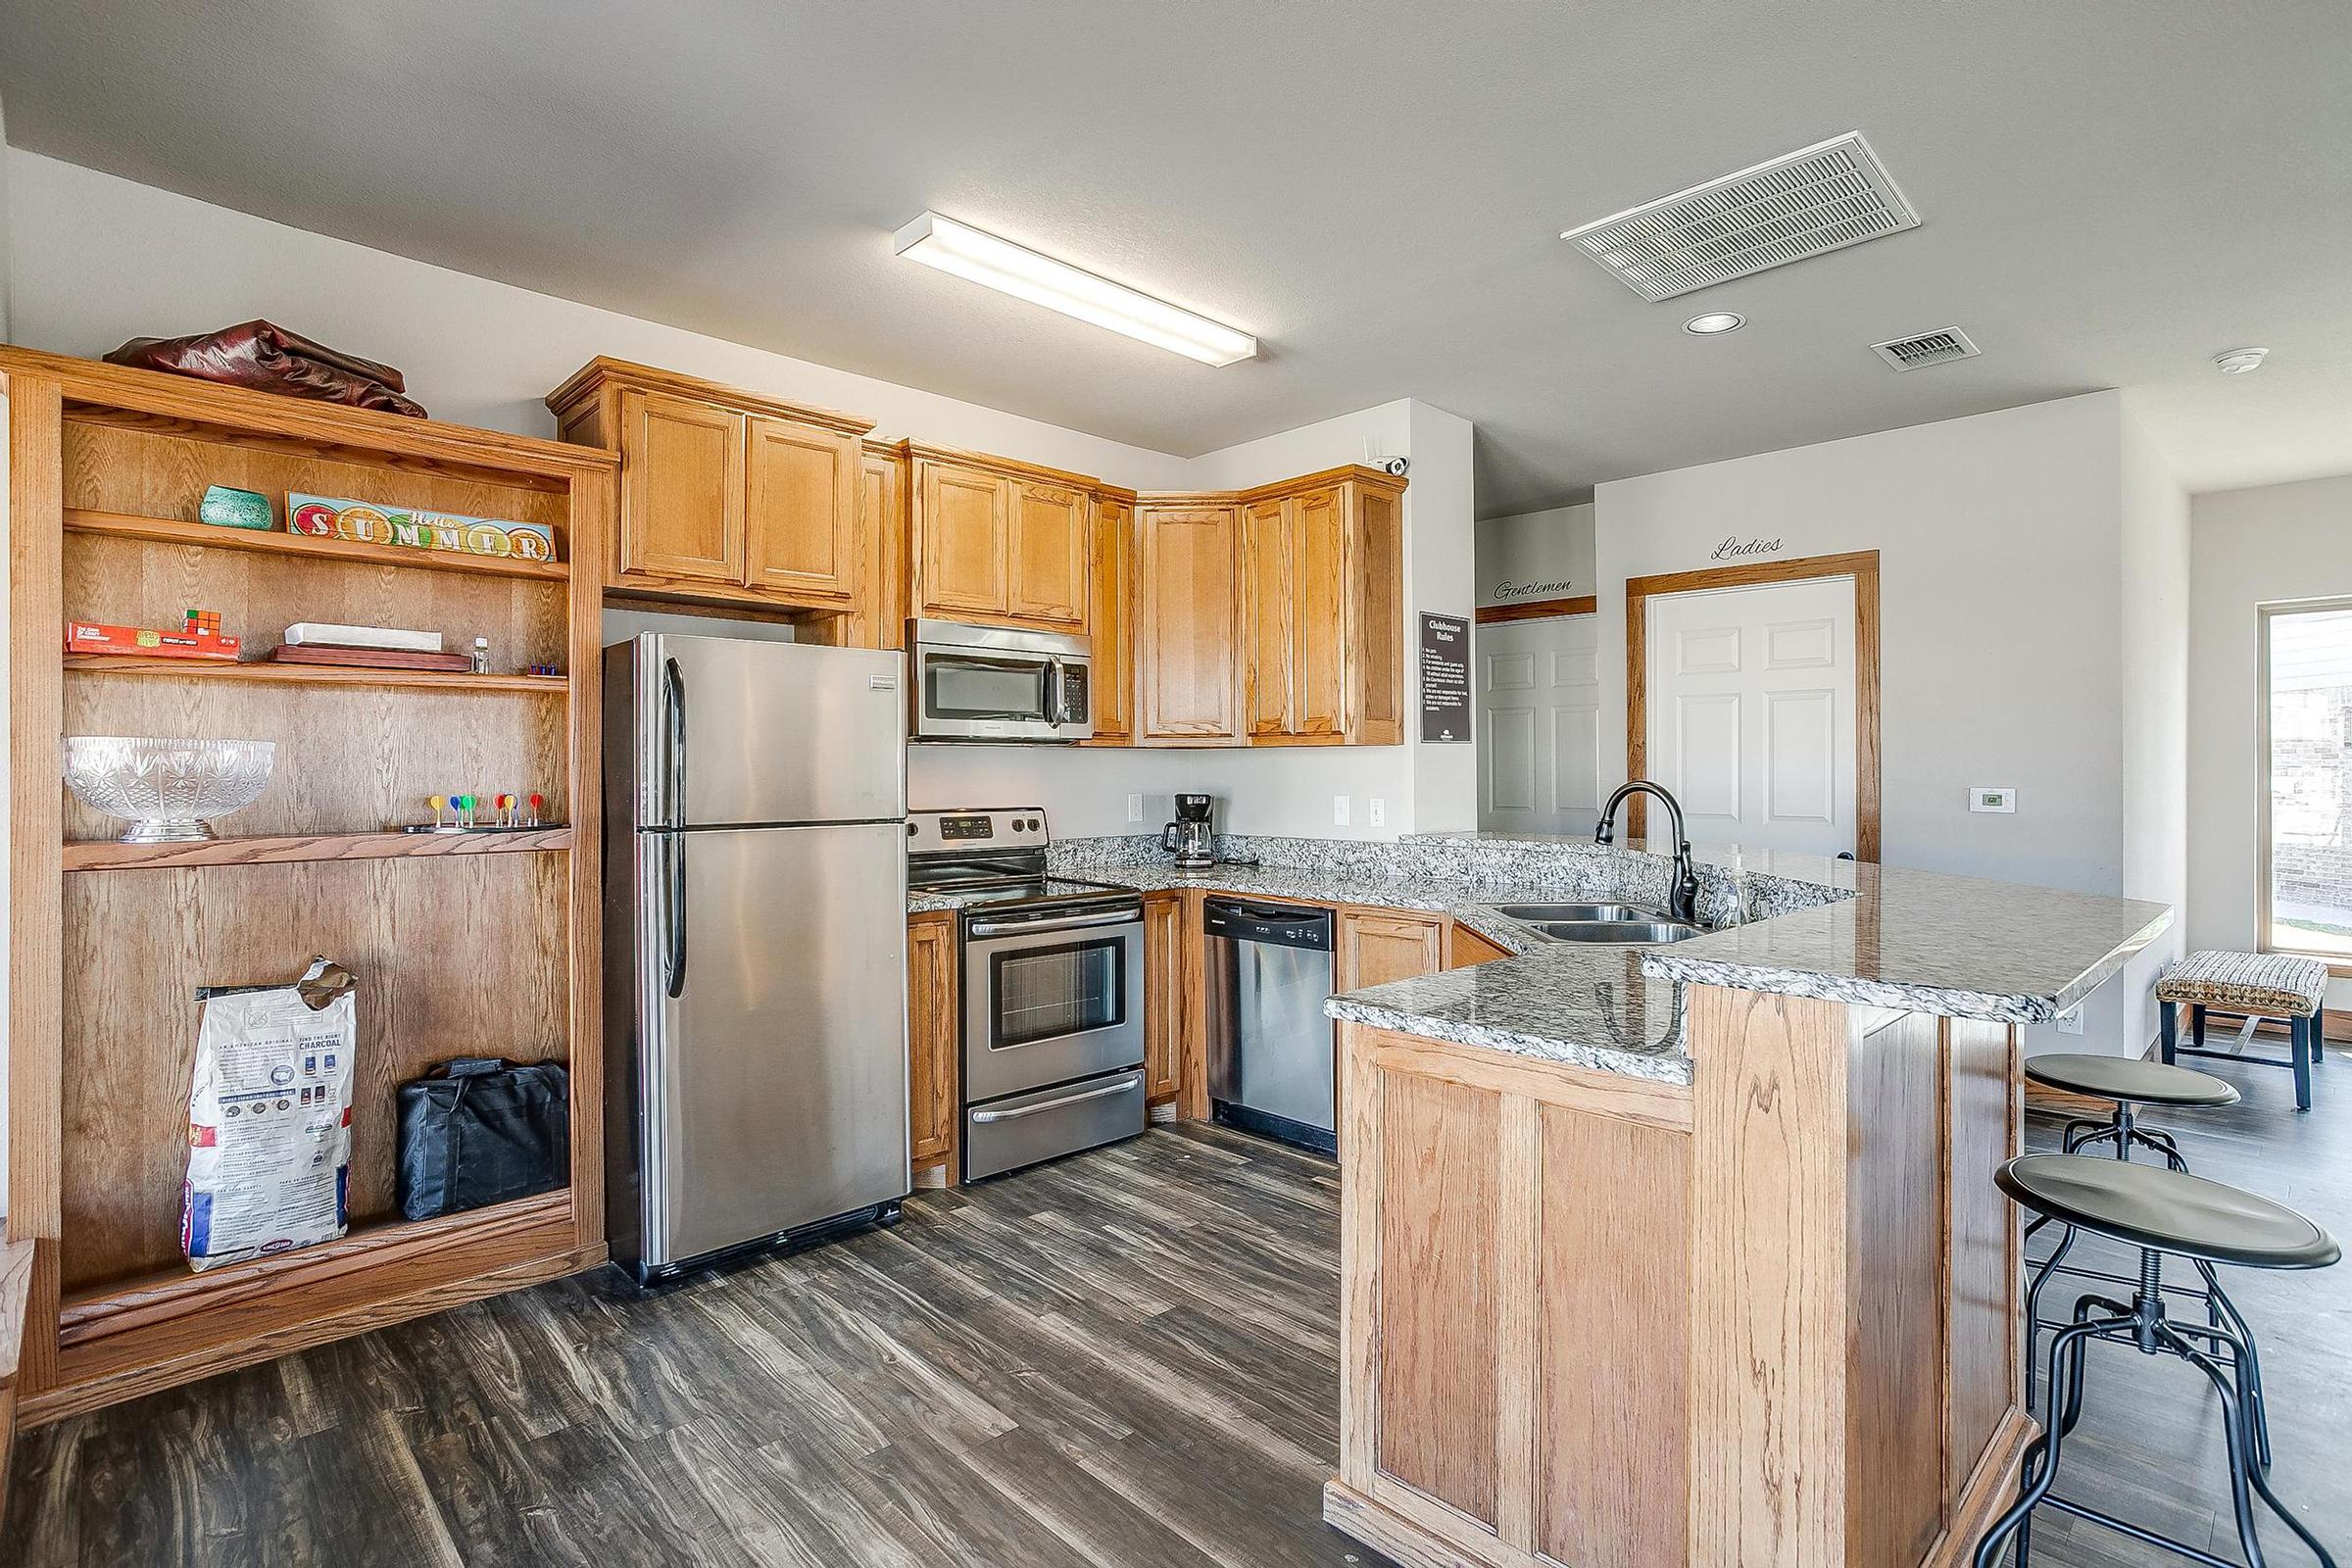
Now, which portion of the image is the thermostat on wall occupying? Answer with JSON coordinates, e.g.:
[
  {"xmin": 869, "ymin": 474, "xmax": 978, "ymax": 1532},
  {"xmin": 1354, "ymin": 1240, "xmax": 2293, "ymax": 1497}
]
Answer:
[{"xmin": 1970, "ymin": 787, "xmax": 2017, "ymax": 814}]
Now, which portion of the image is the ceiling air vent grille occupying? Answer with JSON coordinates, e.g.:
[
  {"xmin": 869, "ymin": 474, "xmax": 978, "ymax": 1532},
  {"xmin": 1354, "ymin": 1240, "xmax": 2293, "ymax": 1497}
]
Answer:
[
  {"xmin": 1562, "ymin": 132, "xmax": 1920, "ymax": 301},
  {"xmin": 1870, "ymin": 327, "xmax": 1981, "ymax": 371}
]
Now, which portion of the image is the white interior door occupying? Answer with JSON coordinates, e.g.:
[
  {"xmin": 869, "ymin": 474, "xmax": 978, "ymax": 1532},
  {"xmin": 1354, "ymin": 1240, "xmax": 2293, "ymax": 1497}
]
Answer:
[
  {"xmin": 1645, "ymin": 576, "xmax": 1857, "ymax": 855},
  {"xmin": 1478, "ymin": 614, "xmax": 1602, "ymax": 835}
]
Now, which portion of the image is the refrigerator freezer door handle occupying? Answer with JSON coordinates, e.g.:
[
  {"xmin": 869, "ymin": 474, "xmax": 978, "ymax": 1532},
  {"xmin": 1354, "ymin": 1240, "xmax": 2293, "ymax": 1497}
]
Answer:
[
  {"xmin": 662, "ymin": 656, "xmax": 687, "ymax": 829},
  {"xmin": 662, "ymin": 833, "xmax": 688, "ymax": 999}
]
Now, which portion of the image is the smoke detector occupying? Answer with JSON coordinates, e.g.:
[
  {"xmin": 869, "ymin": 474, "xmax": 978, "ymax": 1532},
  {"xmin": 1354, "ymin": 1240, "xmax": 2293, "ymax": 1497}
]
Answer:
[
  {"xmin": 1562, "ymin": 132, "xmax": 1921, "ymax": 302},
  {"xmin": 2213, "ymin": 347, "xmax": 2269, "ymax": 374},
  {"xmin": 1870, "ymin": 327, "xmax": 1981, "ymax": 371}
]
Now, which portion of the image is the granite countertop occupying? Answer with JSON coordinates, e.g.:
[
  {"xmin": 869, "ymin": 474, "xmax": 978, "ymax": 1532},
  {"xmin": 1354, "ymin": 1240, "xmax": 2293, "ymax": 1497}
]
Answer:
[{"xmin": 906, "ymin": 832, "xmax": 2174, "ymax": 1086}]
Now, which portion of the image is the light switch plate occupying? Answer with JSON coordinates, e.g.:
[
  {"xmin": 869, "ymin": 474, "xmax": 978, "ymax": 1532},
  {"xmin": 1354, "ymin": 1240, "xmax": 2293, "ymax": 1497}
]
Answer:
[
  {"xmin": 1333, "ymin": 795, "xmax": 1350, "ymax": 827},
  {"xmin": 1970, "ymin": 786, "xmax": 2017, "ymax": 813},
  {"xmin": 1126, "ymin": 793, "xmax": 1143, "ymax": 823},
  {"xmin": 2057, "ymin": 1004, "xmax": 2085, "ymax": 1036}
]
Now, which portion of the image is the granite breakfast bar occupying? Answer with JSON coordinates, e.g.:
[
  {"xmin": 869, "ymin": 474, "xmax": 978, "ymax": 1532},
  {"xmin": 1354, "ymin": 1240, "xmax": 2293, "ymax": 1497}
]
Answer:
[{"xmin": 1318, "ymin": 849, "xmax": 2172, "ymax": 1568}]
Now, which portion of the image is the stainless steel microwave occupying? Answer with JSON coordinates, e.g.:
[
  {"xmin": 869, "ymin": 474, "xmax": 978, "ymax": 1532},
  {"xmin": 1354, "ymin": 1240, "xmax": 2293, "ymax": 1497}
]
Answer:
[{"xmin": 908, "ymin": 619, "xmax": 1094, "ymax": 742}]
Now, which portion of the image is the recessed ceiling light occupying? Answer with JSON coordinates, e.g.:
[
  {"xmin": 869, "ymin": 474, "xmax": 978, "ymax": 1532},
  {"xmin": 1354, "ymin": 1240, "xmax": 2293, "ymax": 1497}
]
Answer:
[
  {"xmin": 1684, "ymin": 312, "xmax": 1745, "ymax": 335},
  {"xmin": 2212, "ymin": 347, "xmax": 2269, "ymax": 374},
  {"xmin": 893, "ymin": 212, "xmax": 1257, "ymax": 367}
]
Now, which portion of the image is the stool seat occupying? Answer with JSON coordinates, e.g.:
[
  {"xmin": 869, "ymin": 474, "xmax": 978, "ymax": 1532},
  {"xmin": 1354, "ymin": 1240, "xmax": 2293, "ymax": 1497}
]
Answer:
[
  {"xmin": 1997, "ymin": 1153, "xmax": 2340, "ymax": 1270},
  {"xmin": 2024, "ymin": 1052, "xmax": 2240, "ymax": 1107},
  {"xmin": 2156, "ymin": 949, "xmax": 2328, "ymax": 1018}
]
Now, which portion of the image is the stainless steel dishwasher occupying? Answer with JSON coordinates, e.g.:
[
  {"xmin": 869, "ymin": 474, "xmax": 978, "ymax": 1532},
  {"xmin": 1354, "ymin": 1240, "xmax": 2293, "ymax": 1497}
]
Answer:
[{"xmin": 1204, "ymin": 898, "xmax": 1338, "ymax": 1155}]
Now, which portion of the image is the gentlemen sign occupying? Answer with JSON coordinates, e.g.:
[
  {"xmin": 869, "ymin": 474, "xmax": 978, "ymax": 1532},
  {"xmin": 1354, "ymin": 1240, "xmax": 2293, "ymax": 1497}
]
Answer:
[{"xmin": 1419, "ymin": 612, "xmax": 1471, "ymax": 743}]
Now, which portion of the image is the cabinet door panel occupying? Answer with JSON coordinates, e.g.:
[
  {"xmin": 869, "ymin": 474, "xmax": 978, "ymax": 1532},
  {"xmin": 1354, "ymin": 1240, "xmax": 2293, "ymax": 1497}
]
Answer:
[
  {"xmin": 1008, "ymin": 481, "xmax": 1089, "ymax": 629},
  {"xmin": 621, "ymin": 389, "xmax": 745, "ymax": 584},
  {"xmin": 1144, "ymin": 892, "xmax": 1184, "ymax": 1100},
  {"xmin": 1338, "ymin": 910, "xmax": 1445, "ymax": 992},
  {"xmin": 1138, "ymin": 505, "xmax": 1242, "ymax": 743},
  {"xmin": 906, "ymin": 914, "xmax": 957, "ymax": 1170},
  {"xmin": 745, "ymin": 416, "xmax": 858, "ymax": 605},
  {"xmin": 1243, "ymin": 497, "xmax": 1294, "ymax": 739},
  {"xmin": 1292, "ymin": 486, "xmax": 1348, "ymax": 738},
  {"xmin": 1088, "ymin": 497, "xmax": 1135, "ymax": 742},
  {"xmin": 918, "ymin": 463, "xmax": 1008, "ymax": 617}
]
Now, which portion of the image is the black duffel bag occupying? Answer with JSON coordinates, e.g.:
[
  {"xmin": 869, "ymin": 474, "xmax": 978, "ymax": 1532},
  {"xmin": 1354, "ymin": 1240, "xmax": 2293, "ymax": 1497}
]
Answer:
[{"xmin": 396, "ymin": 1057, "xmax": 570, "ymax": 1220}]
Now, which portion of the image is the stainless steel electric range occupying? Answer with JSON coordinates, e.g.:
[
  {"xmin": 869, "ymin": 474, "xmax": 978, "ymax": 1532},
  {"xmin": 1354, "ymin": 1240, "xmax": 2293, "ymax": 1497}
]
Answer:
[{"xmin": 906, "ymin": 808, "xmax": 1146, "ymax": 1181}]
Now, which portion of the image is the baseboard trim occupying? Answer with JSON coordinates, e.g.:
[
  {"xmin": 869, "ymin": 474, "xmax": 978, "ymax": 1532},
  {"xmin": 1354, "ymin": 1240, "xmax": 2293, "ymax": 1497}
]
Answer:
[{"xmin": 1920, "ymin": 1406, "xmax": 2035, "ymax": 1568}]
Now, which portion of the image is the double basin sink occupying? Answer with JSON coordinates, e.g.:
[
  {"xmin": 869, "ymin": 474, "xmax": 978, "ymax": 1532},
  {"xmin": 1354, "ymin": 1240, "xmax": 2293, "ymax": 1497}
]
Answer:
[{"xmin": 1492, "ymin": 902, "xmax": 1709, "ymax": 946}]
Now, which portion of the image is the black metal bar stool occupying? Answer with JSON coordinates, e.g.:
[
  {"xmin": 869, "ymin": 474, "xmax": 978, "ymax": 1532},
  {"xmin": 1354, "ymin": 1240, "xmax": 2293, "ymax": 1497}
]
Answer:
[
  {"xmin": 2017, "ymin": 1054, "xmax": 2274, "ymax": 1453},
  {"xmin": 1976, "ymin": 1153, "xmax": 2341, "ymax": 1568}
]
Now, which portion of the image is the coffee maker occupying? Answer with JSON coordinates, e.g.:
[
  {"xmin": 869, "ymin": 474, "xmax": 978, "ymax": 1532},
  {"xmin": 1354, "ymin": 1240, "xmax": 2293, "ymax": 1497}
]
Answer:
[{"xmin": 1161, "ymin": 794, "xmax": 1215, "ymax": 869}]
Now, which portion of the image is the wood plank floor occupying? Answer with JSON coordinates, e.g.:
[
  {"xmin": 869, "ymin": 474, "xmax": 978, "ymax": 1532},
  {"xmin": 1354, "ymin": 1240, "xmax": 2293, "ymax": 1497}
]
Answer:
[{"xmin": 5, "ymin": 1056, "xmax": 2347, "ymax": 1567}]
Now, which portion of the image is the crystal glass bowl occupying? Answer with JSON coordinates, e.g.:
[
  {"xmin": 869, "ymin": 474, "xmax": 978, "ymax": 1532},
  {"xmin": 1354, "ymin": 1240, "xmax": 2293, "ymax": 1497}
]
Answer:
[{"xmin": 64, "ymin": 736, "xmax": 277, "ymax": 843}]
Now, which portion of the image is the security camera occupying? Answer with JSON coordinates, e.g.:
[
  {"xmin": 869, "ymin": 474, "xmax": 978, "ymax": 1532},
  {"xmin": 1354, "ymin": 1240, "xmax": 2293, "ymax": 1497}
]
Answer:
[{"xmin": 1378, "ymin": 456, "xmax": 1409, "ymax": 476}]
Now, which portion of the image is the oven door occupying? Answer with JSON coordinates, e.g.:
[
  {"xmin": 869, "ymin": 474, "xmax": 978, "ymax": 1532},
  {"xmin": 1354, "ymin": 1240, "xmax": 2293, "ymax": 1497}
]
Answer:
[
  {"xmin": 911, "ymin": 622, "xmax": 1093, "ymax": 742},
  {"xmin": 962, "ymin": 903, "xmax": 1144, "ymax": 1103}
]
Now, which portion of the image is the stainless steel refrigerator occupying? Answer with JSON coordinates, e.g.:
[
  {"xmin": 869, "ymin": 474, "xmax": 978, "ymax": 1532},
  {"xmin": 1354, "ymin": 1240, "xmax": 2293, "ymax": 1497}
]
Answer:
[{"xmin": 604, "ymin": 632, "xmax": 910, "ymax": 1282}]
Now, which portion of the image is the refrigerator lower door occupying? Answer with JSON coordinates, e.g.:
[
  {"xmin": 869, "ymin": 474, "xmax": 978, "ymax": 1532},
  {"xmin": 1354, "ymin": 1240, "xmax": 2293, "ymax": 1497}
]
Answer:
[{"xmin": 633, "ymin": 820, "xmax": 909, "ymax": 1270}]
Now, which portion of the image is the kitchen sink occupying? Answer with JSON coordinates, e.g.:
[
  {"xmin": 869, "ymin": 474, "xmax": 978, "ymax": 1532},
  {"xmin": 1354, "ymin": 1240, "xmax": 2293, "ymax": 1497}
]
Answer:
[
  {"xmin": 1493, "ymin": 902, "xmax": 1657, "ymax": 923},
  {"xmin": 1526, "ymin": 918, "xmax": 1708, "ymax": 945}
]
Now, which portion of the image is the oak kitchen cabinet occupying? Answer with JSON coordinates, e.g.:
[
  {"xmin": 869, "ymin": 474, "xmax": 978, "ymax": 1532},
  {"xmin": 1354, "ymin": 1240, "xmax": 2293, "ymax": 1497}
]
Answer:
[
  {"xmin": 907, "ymin": 445, "xmax": 1094, "ymax": 633},
  {"xmin": 1142, "ymin": 891, "xmax": 1186, "ymax": 1102},
  {"xmin": 1239, "ymin": 468, "xmax": 1406, "ymax": 746},
  {"xmin": 906, "ymin": 911, "xmax": 958, "ymax": 1179},
  {"xmin": 1336, "ymin": 907, "xmax": 1446, "ymax": 991},
  {"xmin": 1136, "ymin": 498, "xmax": 1246, "ymax": 745},
  {"xmin": 548, "ymin": 358, "xmax": 873, "ymax": 617},
  {"xmin": 1083, "ymin": 489, "xmax": 1137, "ymax": 745}
]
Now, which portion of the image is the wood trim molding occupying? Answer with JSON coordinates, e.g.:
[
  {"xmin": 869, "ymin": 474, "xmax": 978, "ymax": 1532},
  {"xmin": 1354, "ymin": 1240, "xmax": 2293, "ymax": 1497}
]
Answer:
[
  {"xmin": 1625, "ymin": 549, "xmax": 1882, "ymax": 860},
  {"xmin": 900, "ymin": 438, "xmax": 1107, "ymax": 495},
  {"xmin": 1475, "ymin": 595, "xmax": 1595, "ymax": 625},
  {"xmin": 544, "ymin": 356, "xmax": 875, "ymax": 437},
  {"xmin": 1233, "ymin": 465, "xmax": 1407, "ymax": 505}
]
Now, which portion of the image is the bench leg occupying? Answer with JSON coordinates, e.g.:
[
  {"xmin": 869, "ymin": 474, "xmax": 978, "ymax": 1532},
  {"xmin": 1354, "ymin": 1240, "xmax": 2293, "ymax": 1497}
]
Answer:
[
  {"xmin": 2293, "ymin": 1015, "xmax": 2314, "ymax": 1111},
  {"xmin": 2192, "ymin": 1004, "xmax": 2208, "ymax": 1049},
  {"xmin": 2160, "ymin": 999, "xmax": 2179, "ymax": 1064}
]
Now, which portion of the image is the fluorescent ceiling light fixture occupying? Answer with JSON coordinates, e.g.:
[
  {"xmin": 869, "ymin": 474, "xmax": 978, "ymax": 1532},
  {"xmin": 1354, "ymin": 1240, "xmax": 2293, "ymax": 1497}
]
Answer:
[
  {"xmin": 1684, "ymin": 311, "xmax": 1745, "ymax": 334},
  {"xmin": 894, "ymin": 212, "xmax": 1257, "ymax": 367}
]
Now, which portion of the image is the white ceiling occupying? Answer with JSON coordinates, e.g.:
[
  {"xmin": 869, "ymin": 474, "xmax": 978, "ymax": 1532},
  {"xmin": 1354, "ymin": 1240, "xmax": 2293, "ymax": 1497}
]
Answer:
[{"xmin": 3, "ymin": 0, "xmax": 2348, "ymax": 515}]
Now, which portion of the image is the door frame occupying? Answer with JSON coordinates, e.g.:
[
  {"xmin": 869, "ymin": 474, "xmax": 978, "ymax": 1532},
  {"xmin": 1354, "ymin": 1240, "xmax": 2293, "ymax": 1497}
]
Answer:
[{"xmin": 1624, "ymin": 550, "xmax": 1881, "ymax": 861}]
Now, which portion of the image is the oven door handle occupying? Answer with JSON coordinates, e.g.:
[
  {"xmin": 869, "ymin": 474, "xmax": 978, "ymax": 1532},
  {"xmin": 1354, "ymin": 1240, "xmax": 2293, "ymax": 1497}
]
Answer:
[
  {"xmin": 970, "ymin": 1074, "xmax": 1145, "ymax": 1124},
  {"xmin": 966, "ymin": 906, "xmax": 1142, "ymax": 939}
]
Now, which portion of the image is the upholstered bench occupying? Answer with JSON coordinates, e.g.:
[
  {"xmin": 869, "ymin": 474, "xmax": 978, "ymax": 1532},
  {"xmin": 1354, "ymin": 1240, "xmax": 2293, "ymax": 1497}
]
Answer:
[{"xmin": 2156, "ymin": 951, "xmax": 2330, "ymax": 1111}]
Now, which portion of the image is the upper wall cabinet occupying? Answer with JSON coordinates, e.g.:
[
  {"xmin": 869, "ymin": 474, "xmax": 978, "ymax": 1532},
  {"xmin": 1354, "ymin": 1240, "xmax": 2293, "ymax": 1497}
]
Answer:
[
  {"xmin": 907, "ymin": 446, "xmax": 1095, "ymax": 634},
  {"xmin": 1137, "ymin": 499, "xmax": 1246, "ymax": 746},
  {"xmin": 1085, "ymin": 491, "xmax": 1137, "ymax": 745},
  {"xmin": 1238, "ymin": 468, "xmax": 1407, "ymax": 747},
  {"xmin": 548, "ymin": 358, "xmax": 873, "ymax": 616}
]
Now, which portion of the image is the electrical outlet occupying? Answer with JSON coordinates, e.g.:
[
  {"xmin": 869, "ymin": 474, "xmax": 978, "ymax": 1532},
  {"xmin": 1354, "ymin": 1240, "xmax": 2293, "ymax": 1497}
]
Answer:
[
  {"xmin": 2057, "ymin": 1004, "xmax": 2085, "ymax": 1036},
  {"xmin": 1126, "ymin": 793, "xmax": 1143, "ymax": 823},
  {"xmin": 1333, "ymin": 795, "xmax": 1350, "ymax": 827},
  {"xmin": 1970, "ymin": 787, "xmax": 2017, "ymax": 814},
  {"xmin": 1368, "ymin": 797, "xmax": 1387, "ymax": 828}
]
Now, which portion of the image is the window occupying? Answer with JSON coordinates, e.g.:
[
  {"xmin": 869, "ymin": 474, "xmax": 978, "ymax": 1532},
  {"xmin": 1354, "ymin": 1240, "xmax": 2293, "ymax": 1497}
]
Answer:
[{"xmin": 2260, "ymin": 601, "xmax": 2352, "ymax": 961}]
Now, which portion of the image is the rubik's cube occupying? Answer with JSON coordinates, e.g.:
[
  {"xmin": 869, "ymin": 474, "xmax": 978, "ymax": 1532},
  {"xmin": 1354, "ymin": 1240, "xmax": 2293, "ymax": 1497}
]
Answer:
[{"xmin": 183, "ymin": 610, "xmax": 224, "ymax": 642}]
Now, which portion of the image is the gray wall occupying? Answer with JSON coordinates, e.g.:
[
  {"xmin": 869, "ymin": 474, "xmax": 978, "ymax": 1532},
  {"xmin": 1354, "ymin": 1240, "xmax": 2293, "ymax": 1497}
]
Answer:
[
  {"xmin": 1476, "ymin": 503, "xmax": 1593, "ymax": 609},
  {"xmin": 2188, "ymin": 472, "xmax": 2352, "ymax": 1009},
  {"xmin": 1595, "ymin": 392, "xmax": 2187, "ymax": 1057}
]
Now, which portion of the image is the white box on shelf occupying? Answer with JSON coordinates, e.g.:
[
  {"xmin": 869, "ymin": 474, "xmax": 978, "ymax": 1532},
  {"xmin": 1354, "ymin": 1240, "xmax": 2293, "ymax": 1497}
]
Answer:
[{"xmin": 283, "ymin": 622, "xmax": 445, "ymax": 654}]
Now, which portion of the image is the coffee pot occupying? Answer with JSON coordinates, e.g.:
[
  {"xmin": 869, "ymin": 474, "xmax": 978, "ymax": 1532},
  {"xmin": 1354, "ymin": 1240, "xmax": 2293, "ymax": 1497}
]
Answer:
[{"xmin": 1160, "ymin": 793, "xmax": 1214, "ymax": 869}]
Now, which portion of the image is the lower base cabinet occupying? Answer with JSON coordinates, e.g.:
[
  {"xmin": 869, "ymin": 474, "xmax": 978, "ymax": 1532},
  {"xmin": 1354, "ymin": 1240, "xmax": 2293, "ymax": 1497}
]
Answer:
[
  {"xmin": 1143, "ymin": 893, "xmax": 1187, "ymax": 1102},
  {"xmin": 1337, "ymin": 909, "xmax": 1446, "ymax": 991},
  {"xmin": 906, "ymin": 911, "xmax": 957, "ymax": 1178}
]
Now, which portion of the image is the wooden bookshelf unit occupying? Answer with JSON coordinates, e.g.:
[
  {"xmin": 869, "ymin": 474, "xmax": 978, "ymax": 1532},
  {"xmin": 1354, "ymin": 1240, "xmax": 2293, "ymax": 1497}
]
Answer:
[{"xmin": 4, "ymin": 346, "xmax": 618, "ymax": 1423}]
